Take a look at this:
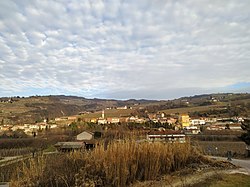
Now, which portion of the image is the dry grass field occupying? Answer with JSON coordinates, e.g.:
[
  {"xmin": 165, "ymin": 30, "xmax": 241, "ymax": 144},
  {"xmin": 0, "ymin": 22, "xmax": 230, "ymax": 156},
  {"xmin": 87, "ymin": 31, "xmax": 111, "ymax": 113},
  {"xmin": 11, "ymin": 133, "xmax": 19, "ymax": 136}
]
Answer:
[{"xmin": 10, "ymin": 140, "xmax": 208, "ymax": 187}]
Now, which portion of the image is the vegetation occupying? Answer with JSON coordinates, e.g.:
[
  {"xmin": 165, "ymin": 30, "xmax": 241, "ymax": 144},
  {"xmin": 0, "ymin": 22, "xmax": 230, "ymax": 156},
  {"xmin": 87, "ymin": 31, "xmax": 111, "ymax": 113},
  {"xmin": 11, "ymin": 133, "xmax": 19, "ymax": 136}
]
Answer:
[
  {"xmin": 10, "ymin": 140, "xmax": 208, "ymax": 187},
  {"xmin": 240, "ymin": 118, "xmax": 250, "ymax": 145},
  {"xmin": 192, "ymin": 173, "xmax": 250, "ymax": 187}
]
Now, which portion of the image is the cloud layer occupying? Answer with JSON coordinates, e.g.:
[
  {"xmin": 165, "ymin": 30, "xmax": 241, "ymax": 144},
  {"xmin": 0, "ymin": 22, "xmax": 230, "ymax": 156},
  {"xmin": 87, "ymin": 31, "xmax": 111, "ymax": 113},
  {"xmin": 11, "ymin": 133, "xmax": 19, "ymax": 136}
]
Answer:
[{"xmin": 0, "ymin": 0, "xmax": 250, "ymax": 99}]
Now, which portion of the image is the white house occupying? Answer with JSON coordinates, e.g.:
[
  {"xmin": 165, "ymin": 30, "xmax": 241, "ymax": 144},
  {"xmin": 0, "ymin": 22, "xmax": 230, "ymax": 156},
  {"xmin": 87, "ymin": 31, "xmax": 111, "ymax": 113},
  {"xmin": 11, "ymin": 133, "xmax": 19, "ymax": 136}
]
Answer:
[
  {"xmin": 97, "ymin": 119, "xmax": 107, "ymax": 125},
  {"xmin": 50, "ymin": 124, "xmax": 58, "ymax": 129},
  {"xmin": 190, "ymin": 119, "xmax": 206, "ymax": 125},
  {"xmin": 147, "ymin": 130, "xmax": 186, "ymax": 143},
  {"xmin": 76, "ymin": 131, "xmax": 94, "ymax": 141},
  {"xmin": 184, "ymin": 126, "xmax": 200, "ymax": 134}
]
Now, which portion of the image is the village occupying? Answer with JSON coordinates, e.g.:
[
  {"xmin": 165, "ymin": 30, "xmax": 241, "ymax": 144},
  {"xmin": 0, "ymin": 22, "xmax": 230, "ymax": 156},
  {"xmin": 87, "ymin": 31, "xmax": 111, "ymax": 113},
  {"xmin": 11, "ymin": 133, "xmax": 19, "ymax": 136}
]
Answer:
[
  {"xmin": 0, "ymin": 105, "xmax": 246, "ymax": 152},
  {"xmin": 0, "ymin": 106, "xmax": 244, "ymax": 135}
]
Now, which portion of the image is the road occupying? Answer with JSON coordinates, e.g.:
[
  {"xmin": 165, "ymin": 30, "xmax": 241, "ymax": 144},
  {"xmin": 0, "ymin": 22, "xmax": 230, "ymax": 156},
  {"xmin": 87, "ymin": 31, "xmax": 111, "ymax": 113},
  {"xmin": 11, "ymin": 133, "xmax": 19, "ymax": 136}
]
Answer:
[{"xmin": 209, "ymin": 156, "xmax": 250, "ymax": 175}]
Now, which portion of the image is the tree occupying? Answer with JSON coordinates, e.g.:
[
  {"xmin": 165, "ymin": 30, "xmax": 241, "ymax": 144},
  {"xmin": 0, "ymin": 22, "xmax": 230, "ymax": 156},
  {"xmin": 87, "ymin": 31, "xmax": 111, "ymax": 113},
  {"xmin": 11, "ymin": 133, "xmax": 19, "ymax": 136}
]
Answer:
[
  {"xmin": 240, "ymin": 119, "xmax": 250, "ymax": 156},
  {"xmin": 240, "ymin": 119, "xmax": 250, "ymax": 145}
]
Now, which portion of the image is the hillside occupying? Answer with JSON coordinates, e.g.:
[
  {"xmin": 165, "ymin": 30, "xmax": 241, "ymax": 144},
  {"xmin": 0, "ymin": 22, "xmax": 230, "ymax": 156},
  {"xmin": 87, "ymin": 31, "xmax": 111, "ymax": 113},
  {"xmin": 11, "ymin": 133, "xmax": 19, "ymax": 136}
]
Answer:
[
  {"xmin": 0, "ymin": 93, "xmax": 250, "ymax": 124},
  {"xmin": 0, "ymin": 95, "xmax": 160, "ymax": 124}
]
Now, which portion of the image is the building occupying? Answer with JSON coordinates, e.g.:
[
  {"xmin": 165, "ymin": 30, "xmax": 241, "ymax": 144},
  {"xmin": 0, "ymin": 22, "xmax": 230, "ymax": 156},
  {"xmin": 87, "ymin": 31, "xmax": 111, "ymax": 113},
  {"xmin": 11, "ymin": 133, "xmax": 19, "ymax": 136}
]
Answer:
[
  {"xmin": 68, "ymin": 116, "xmax": 77, "ymax": 120},
  {"xmin": 179, "ymin": 114, "xmax": 190, "ymax": 127},
  {"xmin": 228, "ymin": 123, "xmax": 242, "ymax": 131},
  {"xmin": 190, "ymin": 119, "xmax": 206, "ymax": 126},
  {"xmin": 184, "ymin": 126, "xmax": 200, "ymax": 134},
  {"xmin": 54, "ymin": 142, "xmax": 84, "ymax": 152},
  {"xmin": 107, "ymin": 117, "xmax": 120, "ymax": 124},
  {"xmin": 55, "ymin": 131, "xmax": 96, "ymax": 152},
  {"xmin": 117, "ymin": 106, "xmax": 127, "ymax": 110},
  {"xmin": 147, "ymin": 130, "xmax": 186, "ymax": 143},
  {"xmin": 206, "ymin": 125, "xmax": 225, "ymax": 130},
  {"xmin": 76, "ymin": 131, "xmax": 94, "ymax": 141},
  {"xmin": 98, "ymin": 119, "xmax": 107, "ymax": 124}
]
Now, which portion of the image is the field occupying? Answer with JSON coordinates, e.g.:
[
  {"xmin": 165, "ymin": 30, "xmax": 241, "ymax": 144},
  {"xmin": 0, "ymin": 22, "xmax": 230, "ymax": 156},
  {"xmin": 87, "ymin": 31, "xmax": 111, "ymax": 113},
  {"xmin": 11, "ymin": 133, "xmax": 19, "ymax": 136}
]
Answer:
[
  {"xmin": 160, "ymin": 103, "xmax": 227, "ymax": 115},
  {"xmin": 195, "ymin": 141, "xmax": 246, "ymax": 157}
]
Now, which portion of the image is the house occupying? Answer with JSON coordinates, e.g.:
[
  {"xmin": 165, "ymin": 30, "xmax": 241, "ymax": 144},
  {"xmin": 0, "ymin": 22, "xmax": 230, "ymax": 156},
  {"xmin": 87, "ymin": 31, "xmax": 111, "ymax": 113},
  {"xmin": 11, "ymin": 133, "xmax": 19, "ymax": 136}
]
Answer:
[
  {"xmin": 135, "ymin": 118, "xmax": 147, "ymax": 123},
  {"xmin": 50, "ymin": 124, "xmax": 58, "ymax": 129},
  {"xmin": 55, "ymin": 117, "xmax": 68, "ymax": 121},
  {"xmin": 68, "ymin": 116, "xmax": 77, "ymax": 120},
  {"xmin": 206, "ymin": 125, "xmax": 225, "ymax": 130},
  {"xmin": 179, "ymin": 114, "xmax": 190, "ymax": 127},
  {"xmin": 190, "ymin": 119, "xmax": 206, "ymax": 126},
  {"xmin": 98, "ymin": 119, "xmax": 107, "ymax": 124},
  {"xmin": 228, "ymin": 123, "xmax": 242, "ymax": 131},
  {"xmin": 107, "ymin": 117, "xmax": 120, "ymax": 124},
  {"xmin": 55, "ymin": 131, "xmax": 96, "ymax": 152},
  {"xmin": 147, "ymin": 130, "xmax": 186, "ymax": 143},
  {"xmin": 76, "ymin": 131, "xmax": 93, "ymax": 141},
  {"xmin": 29, "ymin": 124, "xmax": 39, "ymax": 130},
  {"xmin": 117, "ymin": 106, "xmax": 127, "ymax": 110},
  {"xmin": 184, "ymin": 126, "xmax": 200, "ymax": 134}
]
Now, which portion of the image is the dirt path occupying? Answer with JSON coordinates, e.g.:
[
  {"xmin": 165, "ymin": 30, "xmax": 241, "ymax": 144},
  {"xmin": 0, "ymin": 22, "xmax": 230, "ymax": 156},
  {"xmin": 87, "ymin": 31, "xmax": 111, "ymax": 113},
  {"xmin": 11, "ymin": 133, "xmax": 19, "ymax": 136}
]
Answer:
[
  {"xmin": 133, "ymin": 168, "xmax": 249, "ymax": 187},
  {"xmin": 209, "ymin": 156, "xmax": 250, "ymax": 175}
]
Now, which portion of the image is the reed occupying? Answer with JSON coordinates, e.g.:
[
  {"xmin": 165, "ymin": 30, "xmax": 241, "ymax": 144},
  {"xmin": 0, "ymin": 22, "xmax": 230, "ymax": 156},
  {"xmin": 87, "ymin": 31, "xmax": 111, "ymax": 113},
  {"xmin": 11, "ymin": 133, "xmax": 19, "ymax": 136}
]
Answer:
[
  {"xmin": 10, "ymin": 140, "xmax": 202, "ymax": 187},
  {"xmin": 75, "ymin": 140, "xmax": 195, "ymax": 187}
]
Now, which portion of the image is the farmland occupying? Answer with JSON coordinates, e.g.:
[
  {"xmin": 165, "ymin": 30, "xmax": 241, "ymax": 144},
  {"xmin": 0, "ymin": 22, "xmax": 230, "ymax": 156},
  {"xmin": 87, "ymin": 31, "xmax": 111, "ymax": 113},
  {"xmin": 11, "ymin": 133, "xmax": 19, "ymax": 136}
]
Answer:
[{"xmin": 196, "ymin": 141, "xmax": 246, "ymax": 158}]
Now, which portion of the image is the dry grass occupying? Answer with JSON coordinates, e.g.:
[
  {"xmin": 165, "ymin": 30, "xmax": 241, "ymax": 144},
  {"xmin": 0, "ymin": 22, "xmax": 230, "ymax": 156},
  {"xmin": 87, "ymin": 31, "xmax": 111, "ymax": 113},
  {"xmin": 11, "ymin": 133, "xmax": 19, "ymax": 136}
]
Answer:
[
  {"xmin": 9, "ymin": 140, "xmax": 205, "ymax": 187},
  {"xmin": 0, "ymin": 148, "xmax": 33, "ymax": 157}
]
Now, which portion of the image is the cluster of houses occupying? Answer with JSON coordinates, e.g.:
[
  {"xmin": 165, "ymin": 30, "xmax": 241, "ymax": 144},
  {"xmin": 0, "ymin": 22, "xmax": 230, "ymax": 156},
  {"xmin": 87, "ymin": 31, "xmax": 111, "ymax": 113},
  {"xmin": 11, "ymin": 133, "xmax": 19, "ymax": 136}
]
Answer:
[
  {"xmin": 0, "ymin": 120, "xmax": 57, "ymax": 136},
  {"xmin": 0, "ymin": 106, "xmax": 245, "ymax": 139}
]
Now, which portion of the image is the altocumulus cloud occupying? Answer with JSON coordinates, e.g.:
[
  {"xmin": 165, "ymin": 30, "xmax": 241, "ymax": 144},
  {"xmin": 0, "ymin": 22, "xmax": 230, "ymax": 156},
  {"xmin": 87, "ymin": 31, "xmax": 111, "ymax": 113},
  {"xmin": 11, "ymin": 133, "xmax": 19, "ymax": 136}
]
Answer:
[{"xmin": 0, "ymin": 0, "xmax": 250, "ymax": 99}]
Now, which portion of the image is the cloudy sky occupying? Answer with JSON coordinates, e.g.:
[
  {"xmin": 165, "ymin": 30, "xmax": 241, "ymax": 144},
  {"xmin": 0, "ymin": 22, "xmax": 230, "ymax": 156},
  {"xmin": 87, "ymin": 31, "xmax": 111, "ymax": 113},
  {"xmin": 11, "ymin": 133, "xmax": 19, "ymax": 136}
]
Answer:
[{"xmin": 0, "ymin": 0, "xmax": 250, "ymax": 99}]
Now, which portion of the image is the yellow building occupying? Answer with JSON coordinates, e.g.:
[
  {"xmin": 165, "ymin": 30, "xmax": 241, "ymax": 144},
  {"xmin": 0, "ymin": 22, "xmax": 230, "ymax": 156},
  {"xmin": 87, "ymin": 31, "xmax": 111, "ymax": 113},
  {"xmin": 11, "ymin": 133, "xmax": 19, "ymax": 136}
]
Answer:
[{"xmin": 179, "ymin": 114, "xmax": 190, "ymax": 128}]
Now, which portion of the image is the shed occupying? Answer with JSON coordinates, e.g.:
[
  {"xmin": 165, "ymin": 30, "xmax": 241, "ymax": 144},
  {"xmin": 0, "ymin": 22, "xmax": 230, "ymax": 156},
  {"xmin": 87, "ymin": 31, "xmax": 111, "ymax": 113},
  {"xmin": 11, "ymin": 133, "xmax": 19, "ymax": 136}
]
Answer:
[{"xmin": 54, "ymin": 142, "xmax": 84, "ymax": 152}]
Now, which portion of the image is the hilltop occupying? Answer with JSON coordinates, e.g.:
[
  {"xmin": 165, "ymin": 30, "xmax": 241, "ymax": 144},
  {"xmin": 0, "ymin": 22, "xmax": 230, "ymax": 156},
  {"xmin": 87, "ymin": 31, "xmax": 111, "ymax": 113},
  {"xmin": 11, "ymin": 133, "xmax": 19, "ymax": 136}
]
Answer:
[{"xmin": 0, "ymin": 93, "xmax": 250, "ymax": 124}]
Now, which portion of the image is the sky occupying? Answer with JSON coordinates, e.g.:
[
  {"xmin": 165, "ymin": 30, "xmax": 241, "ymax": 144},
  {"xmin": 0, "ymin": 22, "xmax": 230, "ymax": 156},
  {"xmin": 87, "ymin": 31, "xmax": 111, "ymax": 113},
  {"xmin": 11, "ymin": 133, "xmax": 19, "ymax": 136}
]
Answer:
[{"xmin": 0, "ymin": 0, "xmax": 250, "ymax": 100}]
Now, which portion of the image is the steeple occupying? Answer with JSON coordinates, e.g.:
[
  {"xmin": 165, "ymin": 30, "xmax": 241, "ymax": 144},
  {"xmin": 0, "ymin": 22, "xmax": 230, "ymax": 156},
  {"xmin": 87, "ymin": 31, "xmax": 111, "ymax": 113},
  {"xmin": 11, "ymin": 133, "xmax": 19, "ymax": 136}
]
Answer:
[{"xmin": 102, "ymin": 110, "xmax": 105, "ymax": 119}]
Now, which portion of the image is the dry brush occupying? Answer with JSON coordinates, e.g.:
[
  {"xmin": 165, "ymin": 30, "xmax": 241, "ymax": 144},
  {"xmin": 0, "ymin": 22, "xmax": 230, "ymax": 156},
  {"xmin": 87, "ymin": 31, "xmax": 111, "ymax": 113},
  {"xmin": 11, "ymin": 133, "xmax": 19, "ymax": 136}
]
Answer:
[{"xmin": 11, "ymin": 140, "xmax": 205, "ymax": 187}]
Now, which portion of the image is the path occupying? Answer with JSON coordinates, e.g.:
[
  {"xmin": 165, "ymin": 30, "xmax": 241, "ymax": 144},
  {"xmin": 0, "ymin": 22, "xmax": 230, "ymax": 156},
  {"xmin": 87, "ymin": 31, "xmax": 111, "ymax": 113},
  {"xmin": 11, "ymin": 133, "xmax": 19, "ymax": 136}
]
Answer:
[{"xmin": 209, "ymin": 156, "xmax": 250, "ymax": 175}]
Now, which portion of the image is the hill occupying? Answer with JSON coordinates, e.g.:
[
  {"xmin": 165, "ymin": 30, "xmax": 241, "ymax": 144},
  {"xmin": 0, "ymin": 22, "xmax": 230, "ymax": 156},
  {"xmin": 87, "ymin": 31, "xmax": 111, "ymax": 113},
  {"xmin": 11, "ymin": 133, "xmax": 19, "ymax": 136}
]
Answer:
[
  {"xmin": 0, "ymin": 93, "xmax": 250, "ymax": 124},
  {"xmin": 0, "ymin": 95, "xmax": 160, "ymax": 124}
]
